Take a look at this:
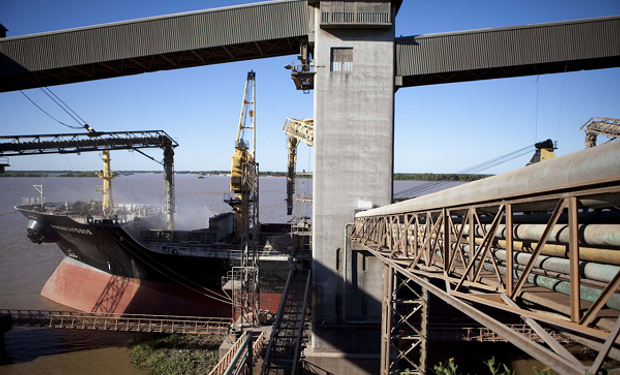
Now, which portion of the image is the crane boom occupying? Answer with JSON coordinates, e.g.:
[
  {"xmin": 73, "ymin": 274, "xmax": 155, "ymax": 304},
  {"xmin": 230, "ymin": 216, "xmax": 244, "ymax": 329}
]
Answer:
[
  {"xmin": 581, "ymin": 117, "xmax": 620, "ymax": 148},
  {"xmin": 227, "ymin": 71, "xmax": 260, "ymax": 328},
  {"xmin": 228, "ymin": 70, "xmax": 259, "ymax": 244},
  {"xmin": 283, "ymin": 118, "xmax": 314, "ymax": 215}
]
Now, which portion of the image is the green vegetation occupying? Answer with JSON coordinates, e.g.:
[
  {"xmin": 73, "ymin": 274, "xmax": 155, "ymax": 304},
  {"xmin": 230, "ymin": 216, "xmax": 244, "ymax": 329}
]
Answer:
[
  {"xmin": 402, "ymin": 357, "xmax": 516, "ymax": 375},
  {"xmin": 129, "ymin": 334, "xmax": 224, "ymax": 375}
]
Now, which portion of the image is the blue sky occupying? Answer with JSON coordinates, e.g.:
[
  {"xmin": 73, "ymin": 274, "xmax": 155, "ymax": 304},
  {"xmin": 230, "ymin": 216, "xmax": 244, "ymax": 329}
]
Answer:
[{"xmin": 1, "ymin": 0, "xmax": 619, "ymax": 173}]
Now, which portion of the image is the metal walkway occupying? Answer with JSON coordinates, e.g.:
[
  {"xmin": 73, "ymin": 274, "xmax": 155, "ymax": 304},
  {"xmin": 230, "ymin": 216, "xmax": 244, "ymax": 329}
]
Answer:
[
  {"xmin": 350, "ymin": 142, "xmax": 620, "ymax": 375},
  {"xmin": 0, "ymin": 1, "xmax": 309, "ymax": 92},
  {"xmin": 261, "ymin": 268, "xmax": 311, "ymax": 375},
  {"xmin": 1, "ymin": 309, "xmax": 231, "ymax": 335},
  {"xmin": 0, "ymin": 130, "xmax": 177, "ymax": 156}
]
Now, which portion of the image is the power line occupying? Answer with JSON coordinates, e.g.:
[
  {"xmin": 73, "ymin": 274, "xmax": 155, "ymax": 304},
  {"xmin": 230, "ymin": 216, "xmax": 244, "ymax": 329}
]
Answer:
[
  {"xmin": 40, "ymin": 88, "xmax": 84, "ymax": 126},
  {"xmin": 393, "ymin": 144, "xmax": 535, "ymax": 199},
  {"xmin": 535, "ymin": 75, "xmax": 540, "ymax": 143},
  {"xmin": 19, "ymin": 90, "xmax": 83, "ymax": 130},
  {"xmin": 556, "ymin": 65, "xmax": 568, "ymax": 142},
  {"xmin": 43, "ymin": 87, "xmax": 88, "ymax": 125}
]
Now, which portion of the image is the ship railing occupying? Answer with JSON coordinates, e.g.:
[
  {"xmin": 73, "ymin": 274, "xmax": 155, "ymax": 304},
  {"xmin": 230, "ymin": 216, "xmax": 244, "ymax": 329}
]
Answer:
[
  {"xmin": 0, "ymin": 309, "xmax": 232, "ymax": 335},
  {"xmin": 144, "ymin": 242, "xmax": 289, "ymax": 259}
]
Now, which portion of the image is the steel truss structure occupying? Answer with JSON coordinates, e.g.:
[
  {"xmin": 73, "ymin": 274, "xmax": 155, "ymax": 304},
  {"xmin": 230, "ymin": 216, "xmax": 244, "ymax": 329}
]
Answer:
[
  {"xmin": 350, "ymin": 177, "xmax": 620, "ymax": 375},
  {"xmin": 381, "ymin": 265, "xmax": 428, "ymax": 375},
  {"xmin": 0, "ymin": 130, "xmax": 178, "ymax": 156}
]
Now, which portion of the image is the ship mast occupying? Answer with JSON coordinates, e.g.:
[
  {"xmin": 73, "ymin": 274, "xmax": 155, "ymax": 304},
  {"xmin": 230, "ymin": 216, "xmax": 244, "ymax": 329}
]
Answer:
[{"xmin": 97, "ymin": 149, "xmax": 114, "ymax": 213}]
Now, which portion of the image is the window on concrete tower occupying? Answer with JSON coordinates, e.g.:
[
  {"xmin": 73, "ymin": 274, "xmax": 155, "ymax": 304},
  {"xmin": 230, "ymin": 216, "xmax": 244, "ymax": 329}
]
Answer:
[{"xmin": 331, "ymin": 47, "xmax": 353, "ymax": 72}]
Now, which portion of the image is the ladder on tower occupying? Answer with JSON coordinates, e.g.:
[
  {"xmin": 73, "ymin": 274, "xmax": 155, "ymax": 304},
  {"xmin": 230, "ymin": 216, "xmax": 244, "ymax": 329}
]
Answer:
[{"xmin": 260, "ymin": 268, "xmax": 311, "ymax": 375}]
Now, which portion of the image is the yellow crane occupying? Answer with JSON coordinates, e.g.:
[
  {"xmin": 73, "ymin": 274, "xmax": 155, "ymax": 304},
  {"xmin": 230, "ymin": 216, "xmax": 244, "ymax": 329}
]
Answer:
[
  {"xmin": 228, "ymin": 71, "xmax": 258, "ymax": 244},
  {"xmin": 97, "ymin": 150, "xmax": 114, "ymax": 212},
  {"xmin": 227, "ymin": 71, "xmax": 260, "ymax": 328},
  {"xmin": 282, "ymin": 118, "xmax": 314, "ymax": 215}
]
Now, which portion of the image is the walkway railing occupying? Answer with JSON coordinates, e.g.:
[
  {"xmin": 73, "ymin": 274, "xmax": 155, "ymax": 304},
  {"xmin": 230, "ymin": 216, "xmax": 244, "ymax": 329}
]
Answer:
[
  {"xmin": 209, "ymin": 331, "xmax": 266, "ymax": 375},
  {"xmin": 0, "ymin": 309, "xmax": 231, "ymax": 335},
  {"xmin": 350, "ymin": 143, "xmax": 620, "ymax": 375}
]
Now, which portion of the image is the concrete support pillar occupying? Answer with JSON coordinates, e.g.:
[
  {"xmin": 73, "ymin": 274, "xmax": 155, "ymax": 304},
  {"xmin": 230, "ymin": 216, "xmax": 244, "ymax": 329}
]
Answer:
[
  {"xmin": 310, "ymin": 3, "xmax": 396, "ymax": 367},
  {"xmin": 163, "ymin": 145, "xmax": 175, "ymax": 231}
]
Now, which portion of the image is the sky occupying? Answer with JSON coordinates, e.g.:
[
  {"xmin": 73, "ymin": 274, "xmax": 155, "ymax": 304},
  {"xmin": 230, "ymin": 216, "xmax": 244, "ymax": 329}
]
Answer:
[{"xmin": 1, "ymin": 0, "xmax": 619, "ymax": 174}]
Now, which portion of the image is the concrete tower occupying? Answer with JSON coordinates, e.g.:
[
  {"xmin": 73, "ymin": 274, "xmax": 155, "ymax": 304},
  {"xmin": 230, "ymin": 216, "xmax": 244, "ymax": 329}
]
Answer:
[{"xmin": 307, "ymin": 2, "xmax": 398, "ymax": 373}]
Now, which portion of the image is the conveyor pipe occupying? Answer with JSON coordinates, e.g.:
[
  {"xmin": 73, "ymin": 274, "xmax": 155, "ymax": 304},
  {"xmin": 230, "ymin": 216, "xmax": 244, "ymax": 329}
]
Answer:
[
  {"xmin": 477, "ymin": 261, "xmax": 620, "ymax": 311},
  {"xmin": 411, "ymin": 225, "xmax": 620, "ymax": 265},
  {"xmin": 457, "ymin": 223, "xmax": 620, "ymax": 249}
]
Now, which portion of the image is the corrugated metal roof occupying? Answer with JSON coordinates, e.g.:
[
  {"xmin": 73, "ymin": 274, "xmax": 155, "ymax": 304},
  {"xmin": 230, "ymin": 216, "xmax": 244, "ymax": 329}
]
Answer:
[
  {"xmin": 0, "ymin": 0, "xmax": 309, "ymax": 73},
  {"xmin": 396, "ymin": 15, "xmax": 620, "ymax": 78}
]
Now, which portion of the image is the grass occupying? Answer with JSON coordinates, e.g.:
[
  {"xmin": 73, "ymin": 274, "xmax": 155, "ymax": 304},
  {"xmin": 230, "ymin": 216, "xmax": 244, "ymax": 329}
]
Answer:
[{"xmin": 129, "ymin": 334, "xmax": 224, "ymax": 375}]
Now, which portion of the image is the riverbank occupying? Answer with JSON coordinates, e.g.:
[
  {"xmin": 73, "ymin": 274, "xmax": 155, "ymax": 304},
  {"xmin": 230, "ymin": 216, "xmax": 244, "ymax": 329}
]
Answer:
[
  {"xmin": 1, "ymin": 170, "xmax": 492, "ymax": 182},
  {"xmin": 129, "ymin": 334, "xmax": 224, "ymax": 375}
]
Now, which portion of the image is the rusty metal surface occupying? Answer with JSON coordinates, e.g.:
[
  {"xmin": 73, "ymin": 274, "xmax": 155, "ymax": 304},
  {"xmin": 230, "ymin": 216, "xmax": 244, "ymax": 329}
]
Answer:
[
  {"xmin": 1, "ymin": 309, "xmax": 231, "ymax": 335},
  {"xmin": 350, "ymin": 158, "xmax": 620, "ymax": 374},
  {"xmin": 0, "ymin": 130, "xmax": 177, "ymax": 156}
]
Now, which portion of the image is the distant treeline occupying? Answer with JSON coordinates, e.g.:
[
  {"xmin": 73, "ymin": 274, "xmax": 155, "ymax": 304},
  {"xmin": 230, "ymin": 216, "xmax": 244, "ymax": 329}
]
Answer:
[
  {"xmin": 1, "ymin": 170, "xmax": 492, "ymax": 182},
  {"xmin": 394, "ymin": 173, "xmax": 492, "ymax": 182}
]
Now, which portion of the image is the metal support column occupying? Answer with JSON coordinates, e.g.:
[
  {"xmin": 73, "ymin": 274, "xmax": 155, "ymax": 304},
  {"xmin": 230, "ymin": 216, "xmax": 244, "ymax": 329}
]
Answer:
[
  {"xmin": 381, "ymin": 264, "xmax": 428, "ymax": 375},
  {"xmin": 97, "ymin": 149, "xmax": 114, "ymax": 212},
  {"xmin": 163, "ymin": 145, "xmax": 175, "ymax": 231}
]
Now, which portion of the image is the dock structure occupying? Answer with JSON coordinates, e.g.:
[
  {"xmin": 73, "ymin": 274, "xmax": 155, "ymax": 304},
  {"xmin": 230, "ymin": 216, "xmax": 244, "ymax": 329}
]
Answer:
[
  {"xmin": 2, "ymin": 1, "xmax": 620, "ymax": 374},
  {"xmin": 0, "ymin": 309, "xmax": 231, "ymax": 335},
  {"xmin": 0, "ymin": 157, "xmax": 8, "ymax": 173}
]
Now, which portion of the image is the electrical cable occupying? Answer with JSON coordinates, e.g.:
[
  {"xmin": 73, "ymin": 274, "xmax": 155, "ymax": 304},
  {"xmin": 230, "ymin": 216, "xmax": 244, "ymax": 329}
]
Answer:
[
  {"xmin": 42, "ymin": 87, "xmax": 88, "ymax": 125},
  {"xmin": 556, "ymin": 65, "xmax": 568, "ymax": 142},
  {"xmin": 40, "ymin": 88, "xmax": 84, "ymax": 126},
  {"xmin": 131, "ymin": 149, "xmax": 164, "ymax": 166},
  {"xmin": 394, "ymin": 147, "xmax": 534, "ymax": 199},
  {"xmin": 535, "ymin": 75, "xmax": 540, "ymax": 143},
  {"xmin": 394, "ymin": 145, "xmax": 536, "ymax": 199},
  {"xmin": 20, "ymin": 91, "xmax": 83, "ymax": 130}
]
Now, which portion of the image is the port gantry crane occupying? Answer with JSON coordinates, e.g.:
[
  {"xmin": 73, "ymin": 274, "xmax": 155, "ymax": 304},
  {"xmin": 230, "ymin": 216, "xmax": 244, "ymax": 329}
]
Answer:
[
  {"xmin": 227, "ymin": 71, "xmax": 260, "ymax": 327},
  {"xmin": 283, "ymin": 118, "xmax": 314, "ymax": 216},
  {"xmin": 0, "ymin": 129, "xmax": 178, "ymax": 229},
  {"xmin": 581, "ymin": 117, "xmax": 620, "ymax": 148}
]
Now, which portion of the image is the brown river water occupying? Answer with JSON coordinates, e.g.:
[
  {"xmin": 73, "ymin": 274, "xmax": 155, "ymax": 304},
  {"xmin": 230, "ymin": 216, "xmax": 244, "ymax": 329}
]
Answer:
[{"xmin": 0, "ymin": 175, "xmax": 467, "ymax": 374}]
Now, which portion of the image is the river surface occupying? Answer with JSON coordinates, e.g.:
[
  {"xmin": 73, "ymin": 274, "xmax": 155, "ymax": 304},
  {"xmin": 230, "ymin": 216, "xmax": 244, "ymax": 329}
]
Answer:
[{"xmin": 0, "ymin": 174, "xmax": 454, "ymax": 374}]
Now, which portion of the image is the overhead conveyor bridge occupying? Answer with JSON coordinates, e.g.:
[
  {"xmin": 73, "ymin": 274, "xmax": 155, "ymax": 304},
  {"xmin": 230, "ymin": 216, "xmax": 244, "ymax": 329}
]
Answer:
[
  {"xmin": 350, "ymin": 141, "xmax": 620, "ymax": 375},
  {"xmin": 0, "ymin": 130, "xmax": 177, "ymax": 156},
  {"xmin": 395, "ymin": 15, "xmax": 620, "ymax": 88},
  {"xmin": 0, "ymin": 0, "xmax": 309, "ymax": 92}
]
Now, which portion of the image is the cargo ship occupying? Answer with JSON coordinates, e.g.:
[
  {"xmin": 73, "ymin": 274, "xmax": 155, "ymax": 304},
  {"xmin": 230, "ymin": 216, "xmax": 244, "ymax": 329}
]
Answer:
[
  {"xmin": 12, "ymin": 71, "xmax": 302, "ymax": 318},
  {"xmin": 17, "ymin": 200, "xmax": 292, "ymax": 317}
]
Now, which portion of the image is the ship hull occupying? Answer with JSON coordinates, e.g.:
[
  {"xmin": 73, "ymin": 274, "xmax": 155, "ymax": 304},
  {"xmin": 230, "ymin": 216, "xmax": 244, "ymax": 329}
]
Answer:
[{"xmin": 18, "ymin": 207, "xmax": 288, "ymax": 317}]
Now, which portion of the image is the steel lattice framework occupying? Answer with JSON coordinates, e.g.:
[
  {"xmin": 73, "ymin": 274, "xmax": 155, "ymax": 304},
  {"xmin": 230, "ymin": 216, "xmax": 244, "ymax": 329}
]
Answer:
[
  {"xmin": 350, "ymin": 173, "xmax": 620, "ymax": 375},
  {"xmin": 0, "ymin": 130, "xmax": 178, "ymax": 156}
]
